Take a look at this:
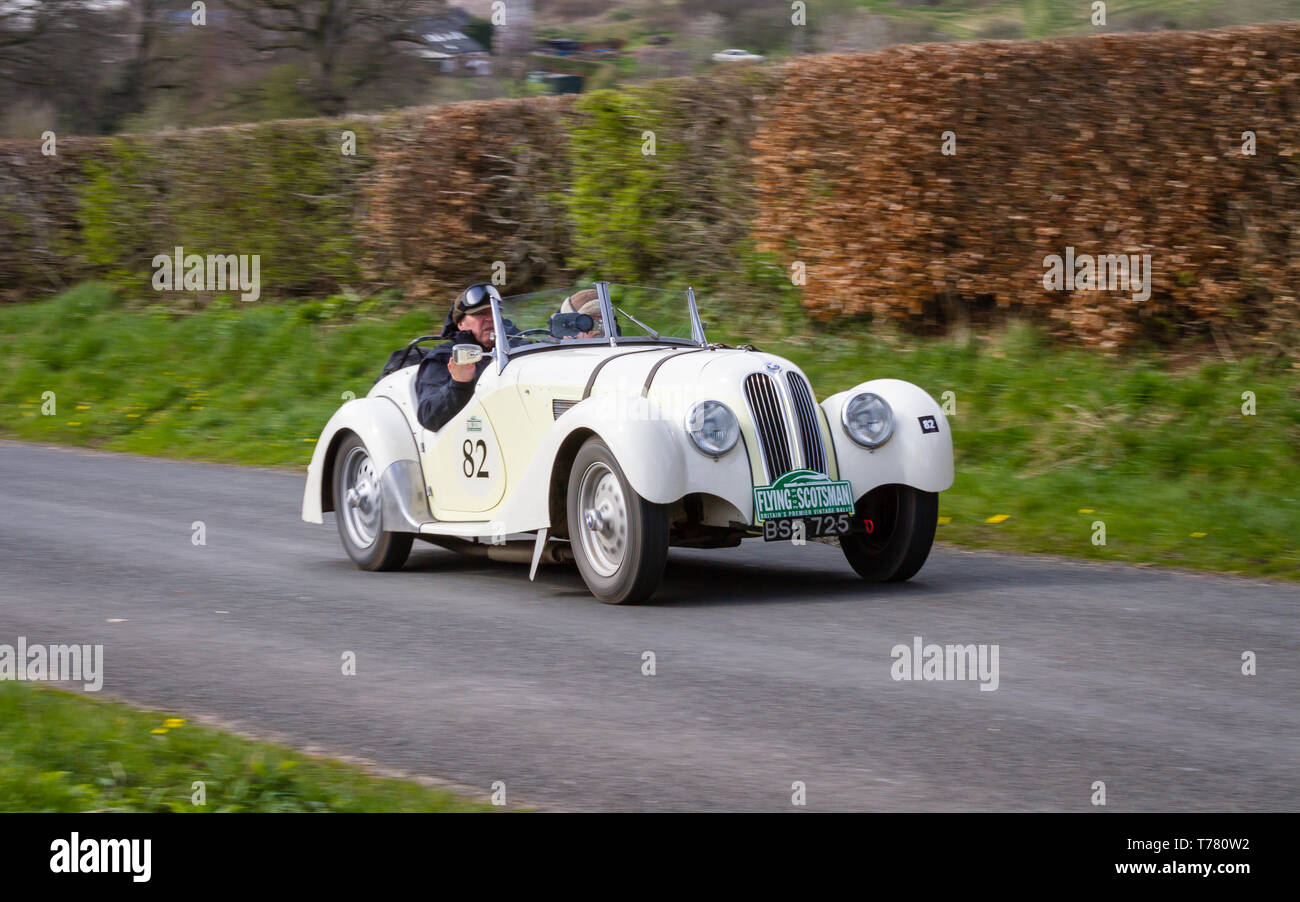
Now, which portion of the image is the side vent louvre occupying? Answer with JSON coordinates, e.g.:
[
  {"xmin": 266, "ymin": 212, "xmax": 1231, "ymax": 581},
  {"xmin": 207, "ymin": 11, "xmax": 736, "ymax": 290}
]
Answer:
[{"xmin": 552, "ymin": 399, "xmax": 579, "ymax": 420}]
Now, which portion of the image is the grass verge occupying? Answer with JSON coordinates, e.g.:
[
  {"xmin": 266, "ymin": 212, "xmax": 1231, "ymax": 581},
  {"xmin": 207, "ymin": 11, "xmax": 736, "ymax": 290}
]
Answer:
[
  {"xmin": 2, "ymin": 282, "xmax": 1297, "ymax": 579},
  {"xmin": 0, "ymin": 682, "xmax": 493, "ymax": 812}
]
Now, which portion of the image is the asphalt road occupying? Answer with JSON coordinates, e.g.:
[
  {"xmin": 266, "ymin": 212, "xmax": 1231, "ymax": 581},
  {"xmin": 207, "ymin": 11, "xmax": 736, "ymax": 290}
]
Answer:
[{"xmin": 1, "ymin": 440, "xmax": 1296, "ymax": 811}]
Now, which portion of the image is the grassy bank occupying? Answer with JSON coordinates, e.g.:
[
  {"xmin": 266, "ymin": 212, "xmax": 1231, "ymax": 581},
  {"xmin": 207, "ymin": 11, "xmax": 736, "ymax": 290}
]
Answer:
[
  {"xmin": 2, "ymin": 282, "xmax": 1297, "ymax": 579},
  {"xmin": 0, "ymin": 682, "xmax": 492, "ymax": 812}
]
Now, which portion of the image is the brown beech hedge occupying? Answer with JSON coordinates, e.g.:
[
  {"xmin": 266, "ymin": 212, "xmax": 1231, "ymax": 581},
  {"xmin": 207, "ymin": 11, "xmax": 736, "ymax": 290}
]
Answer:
[{"xmin": 755, "ymin": 24, "xmax": 1300, "ymax": 348}]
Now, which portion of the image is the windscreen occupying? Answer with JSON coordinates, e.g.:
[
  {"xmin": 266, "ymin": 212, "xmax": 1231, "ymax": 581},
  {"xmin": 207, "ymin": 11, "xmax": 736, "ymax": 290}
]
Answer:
[
  {"xmin": 605, "ymin": 283, "xmax": 699, "ymax": 344},
  {"xmin": 496, "ymin": 284, "xmax": 703, "ymax": 351},
  {"xmin": 496, "ymin": 286, "xmax": 608, "ymax": 349}
]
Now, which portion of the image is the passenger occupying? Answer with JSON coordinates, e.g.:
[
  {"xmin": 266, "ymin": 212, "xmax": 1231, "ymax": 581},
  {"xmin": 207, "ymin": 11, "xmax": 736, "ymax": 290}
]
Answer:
[{"xmin": 558, "ymin": 289, "xmax": 603, "ymax": 339}]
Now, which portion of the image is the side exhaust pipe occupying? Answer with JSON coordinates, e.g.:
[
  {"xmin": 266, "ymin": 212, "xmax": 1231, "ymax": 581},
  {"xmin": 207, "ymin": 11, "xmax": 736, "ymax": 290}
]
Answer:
[{"xmin": 426, "ymin": 536, "xmax": 574, "ymax": 566}]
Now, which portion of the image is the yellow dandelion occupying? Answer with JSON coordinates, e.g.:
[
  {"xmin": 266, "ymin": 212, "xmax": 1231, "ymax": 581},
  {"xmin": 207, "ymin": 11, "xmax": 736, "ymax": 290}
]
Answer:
[
  {"xmin": 1078, "ymin": 508, "xmax": 1095, "ymax": 514},
  {"xmin": 985, "ymin": 514, "xmax": 1010, "ymax": 524},
  {"xmin": 66, "ymin": 421, "xmax": 81, "ymax": 426},
  {"xmin": 75, "ymin": 404, "xmax": 91, "ymax": 411},
  {"xmin": 150, "ymin": 728, "xmax": 168, "ymax": 735},
  {"xmin": 937, "ymin": 516, "xmax": 952, "ymax": 524},
  {"xmin": 1190, "ymin": 532, "xmax": 1207, "ymax": 538},
  {"xmin": 163, "ymin": 718, "xmax": 186, "ymax": 728}
]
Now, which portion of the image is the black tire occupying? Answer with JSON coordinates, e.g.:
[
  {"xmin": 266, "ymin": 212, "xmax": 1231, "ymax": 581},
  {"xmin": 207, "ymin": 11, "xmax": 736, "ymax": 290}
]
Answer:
[
  {"xmin": 332, "ymin": 433, "xmax": 414, "ymax": 572},
  {"xmin": 566, "ymin": 436, "xmax": 669, "ymax": 604},
  {"xmin": 840, "ymin": 485, "xmax": 938, "ymax": 582}
]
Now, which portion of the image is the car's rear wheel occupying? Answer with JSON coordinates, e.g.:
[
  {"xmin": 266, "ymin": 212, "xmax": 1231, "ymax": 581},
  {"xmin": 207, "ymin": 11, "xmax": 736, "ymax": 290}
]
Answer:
[
  {"xmin": 840, "ymin": 485, "xmax": 937, "ymax": 582},
  {"xmin": 333, "ymin": 433, "xmax": 413, "ymax": 571},
  {"xmin": 567, "ymin": 436, "xmax": 669, "ymax": 604}
]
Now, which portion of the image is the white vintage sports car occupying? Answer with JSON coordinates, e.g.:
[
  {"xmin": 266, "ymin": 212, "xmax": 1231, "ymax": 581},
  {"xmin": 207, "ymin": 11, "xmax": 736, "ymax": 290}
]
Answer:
[{"xmin": 302, "ymin": 283, "xmax": 954, "ymax": 604}]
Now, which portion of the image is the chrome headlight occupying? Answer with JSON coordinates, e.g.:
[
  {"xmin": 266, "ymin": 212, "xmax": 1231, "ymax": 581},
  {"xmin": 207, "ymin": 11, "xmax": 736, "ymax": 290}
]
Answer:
[
  {"xmin": 685, "ymin": 400, "xmax": 739, "ymax": 456},
  {"xmin": 842, "ymin": 392, "xmax": 893, "ymax": 448}
]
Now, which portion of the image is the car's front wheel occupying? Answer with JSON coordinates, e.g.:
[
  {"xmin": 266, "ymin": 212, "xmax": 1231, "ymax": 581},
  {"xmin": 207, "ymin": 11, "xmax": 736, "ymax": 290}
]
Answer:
[
  {"xmin": 333, "ymin": 433, "xmax": 413, "ymax": 571},
  {"xmin": 840, "ymin": 484, "xmax": 938, "ymax": 582},
  {"xmin": 567, "ymin": 436, "xmax": 669, "ymax": 604}
]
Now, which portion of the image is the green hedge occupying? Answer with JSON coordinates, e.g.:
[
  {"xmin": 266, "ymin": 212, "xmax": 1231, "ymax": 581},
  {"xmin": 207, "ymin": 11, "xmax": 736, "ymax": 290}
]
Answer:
[
  {"xmin": 0, "ymin": 64, "xmax": 774, "ymax": 306},
  {"xmin": 2, "ymin": 25, "xmax": 1299, "ymax": 351},
  {"xmin": 567, "ymin": 68, "xmax": 776, "ymax": 284},
  {"xmin": 76, "ymin": 123, "xmax": 380, "ymax": 301}
]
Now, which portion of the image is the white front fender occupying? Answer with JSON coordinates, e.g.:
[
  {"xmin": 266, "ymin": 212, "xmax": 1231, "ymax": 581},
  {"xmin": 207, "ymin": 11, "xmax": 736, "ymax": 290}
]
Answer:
[
  {"xmin": 496, "ymin": 393, "xmax": 687, "ymax": 529},
  {"xmin": 566, "ymin": 393, "xmax": 689, "ymax": 503},
  {"xmin": 489, "ymin": 391, "xmax": 755, "ymax": 534},
  {"xmin": 822, "ymin": 378, "xmax": 954, "ymax": 498},
  {"xmin": 301, "ymin": 396, "xmax": 426, "ymax": 525}
]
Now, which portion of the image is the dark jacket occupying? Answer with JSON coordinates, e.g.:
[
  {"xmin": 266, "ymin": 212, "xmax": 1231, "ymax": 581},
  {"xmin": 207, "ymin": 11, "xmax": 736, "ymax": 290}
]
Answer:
[
  {"xmin": 413, "ymin": 332, "xmax": 491, "ymax": 432},
  {"xmin": 399, "ymin": 311, "xmax": 518, "ymax": 433}
]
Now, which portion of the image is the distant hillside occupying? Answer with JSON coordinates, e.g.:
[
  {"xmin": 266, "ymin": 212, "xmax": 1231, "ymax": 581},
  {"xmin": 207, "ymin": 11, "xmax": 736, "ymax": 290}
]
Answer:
[{"xmin": 502, "ymin": 0, "xmax": 1300, "ymax": 51}]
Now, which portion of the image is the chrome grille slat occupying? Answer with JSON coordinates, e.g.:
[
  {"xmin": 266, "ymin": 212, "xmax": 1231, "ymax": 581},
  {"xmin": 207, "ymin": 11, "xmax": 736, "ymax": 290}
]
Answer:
[
  {"xmin": 785, "ymin": 372, "xmax": 827, "ymax": 474},
  {"xmin": 744, "ymin": 373, "xmax": 793, "ymax": 481},
  {"xmin": 745, "ymin": 375, "xmax": 772, "ymax": 476},
  {"xmin": 789, "ymin": 375, "xmax": 815, "ymax": 469}
]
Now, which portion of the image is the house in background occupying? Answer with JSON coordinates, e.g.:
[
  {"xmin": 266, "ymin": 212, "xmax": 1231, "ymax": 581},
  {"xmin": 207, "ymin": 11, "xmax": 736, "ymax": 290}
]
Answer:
[
  {"xmin": 405, "ymin": 12, "xmax": 491, "ymax": 75},
  {"xmin": 542, "ymin": 38, "xmax": 580, "ymax": 56}
]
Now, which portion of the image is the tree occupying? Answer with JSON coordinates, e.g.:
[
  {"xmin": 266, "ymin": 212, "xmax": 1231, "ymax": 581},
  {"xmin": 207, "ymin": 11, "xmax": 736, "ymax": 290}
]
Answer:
[
  {"xmin": 0, "ymin": 1, "xmax": 186, "ymax": 135},
  {"xmin": 223, "ymin": 0, "xmax": 448, "ymax": 116}
]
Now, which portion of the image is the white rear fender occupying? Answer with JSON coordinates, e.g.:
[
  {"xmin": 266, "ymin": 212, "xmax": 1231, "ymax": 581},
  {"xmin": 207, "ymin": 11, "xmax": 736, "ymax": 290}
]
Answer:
[
  {"xmin": 822, "ymin": 378, "xmax": 955, "ymax": 498},
  {"xmin": 301, "ymin": 397, "xmax": 427, "ymax": 527}
]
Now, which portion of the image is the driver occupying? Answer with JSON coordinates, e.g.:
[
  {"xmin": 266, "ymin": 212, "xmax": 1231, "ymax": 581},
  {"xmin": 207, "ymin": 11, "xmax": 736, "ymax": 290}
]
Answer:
[
  {"xmin": 558, "ymin": 289, "xmax": 603, "ymax": 339},
  {"xmin": 414, "ymin": 283, "xmax": 514, "ymax": 432}
]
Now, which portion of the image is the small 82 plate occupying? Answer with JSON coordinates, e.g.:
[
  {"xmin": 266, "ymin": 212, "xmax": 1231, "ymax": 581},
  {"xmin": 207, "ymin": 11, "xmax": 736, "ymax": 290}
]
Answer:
[{"xmin": 763, "ymin": 513, "xmax": 852, "ymax": 542}]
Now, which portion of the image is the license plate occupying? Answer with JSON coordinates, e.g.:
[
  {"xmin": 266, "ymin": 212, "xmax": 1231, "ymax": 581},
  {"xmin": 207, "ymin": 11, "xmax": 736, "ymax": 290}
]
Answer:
[
  {"xmin": 752, "ymin": 469, "xmax": 856, "ymax": 534},
  {"xmin": 763, "ymin": 513, "xmax": 852, "ymax": 542}
]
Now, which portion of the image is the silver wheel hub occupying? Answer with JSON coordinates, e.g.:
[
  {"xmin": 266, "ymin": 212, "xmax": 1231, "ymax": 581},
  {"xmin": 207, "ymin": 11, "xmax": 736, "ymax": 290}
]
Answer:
[
  {"xmin": 576, "ymin": 462, "xmax": 628, "ymax": 578},
  {"xmin": 340, "ymin": 446, "xmax": 381, "ymax": 549}
]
